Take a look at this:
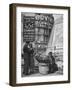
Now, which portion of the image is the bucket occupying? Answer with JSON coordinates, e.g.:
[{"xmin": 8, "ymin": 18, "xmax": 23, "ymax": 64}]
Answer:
[{"xmin": 39, "ymin": 63, "xmax": 49, "ymax": 75}]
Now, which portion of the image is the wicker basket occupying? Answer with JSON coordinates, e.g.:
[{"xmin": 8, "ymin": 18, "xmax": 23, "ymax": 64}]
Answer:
[{"xmin": 39, "ymin": 63, "xmax": 49, "ymax": 75}]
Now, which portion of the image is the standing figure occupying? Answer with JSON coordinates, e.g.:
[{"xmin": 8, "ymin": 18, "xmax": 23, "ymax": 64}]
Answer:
[
  {"xmin": 23, "ymin": 41, "xmax": 31, "ymax": 75},
  {"xmin": 29, "ymin": 43, "xmax": 34, "ymax": 74}
]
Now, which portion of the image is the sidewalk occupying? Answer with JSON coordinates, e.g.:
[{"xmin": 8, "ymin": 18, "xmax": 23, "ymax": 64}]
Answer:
[{"xmin": 22, "ymin": 70, "xmax": 63, "ymax": 77}]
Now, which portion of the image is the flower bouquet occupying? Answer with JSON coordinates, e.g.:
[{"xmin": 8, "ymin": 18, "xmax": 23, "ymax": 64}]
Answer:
[{"xmin": 35, "ymin": 53, "xmax": 50, "ymax": 64}]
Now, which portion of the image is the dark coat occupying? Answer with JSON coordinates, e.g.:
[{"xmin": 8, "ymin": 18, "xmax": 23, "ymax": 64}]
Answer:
[
  {"xmin": 48, "ymin": 55, "xmax": 58, "ymax": 73},
  {"xmin": 29, "ymin": 48, "xmax": 34, "ymax": 72},
  {"xmin": 23, "ymin": 44, "xmax": 31, "ymax": 75},
  {"xmin": 23, "ymin": 44, "xmax": 34, "ymax": 74}
]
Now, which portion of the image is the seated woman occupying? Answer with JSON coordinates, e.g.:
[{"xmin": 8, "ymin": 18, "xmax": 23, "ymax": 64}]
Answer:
[{"xmin": 48, "ymin": 52, "xmax": 58, "ymax": 73}]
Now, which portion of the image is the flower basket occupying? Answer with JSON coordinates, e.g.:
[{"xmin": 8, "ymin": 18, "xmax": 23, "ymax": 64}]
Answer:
[
  {"xmin": 39, "ymin": 63, "xmax": 49, "ymax": 75},
  {"xmin": 35, "ymin": 54, "xmax": 50, "ymax": 74},
  {"xmin": 35, "ymin": 54, "xmax": 50, "ymax": 64}
]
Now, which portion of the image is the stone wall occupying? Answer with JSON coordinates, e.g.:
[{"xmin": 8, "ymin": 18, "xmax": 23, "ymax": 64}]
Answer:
[{"xmin": 46, "ymin": 14, "xmax": 63, "ymax": 55}]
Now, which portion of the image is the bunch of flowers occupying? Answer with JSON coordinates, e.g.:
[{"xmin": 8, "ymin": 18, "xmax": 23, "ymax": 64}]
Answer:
[{"xmin": 35, "ymin": 53, "xmax": 50, "ymax": 63}]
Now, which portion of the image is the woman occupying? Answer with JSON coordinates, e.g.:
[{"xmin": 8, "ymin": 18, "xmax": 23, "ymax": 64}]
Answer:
[
  {"xmin": 23, "ymin": 41, "xmax": 31, "ymax": 75},
  {"xmin": 48, "ymin": 52, "xmax": 58, "ymax": 73},
  {"xmin": 29, "ymin": 43, "xmax": 34, "ymax": 74}
]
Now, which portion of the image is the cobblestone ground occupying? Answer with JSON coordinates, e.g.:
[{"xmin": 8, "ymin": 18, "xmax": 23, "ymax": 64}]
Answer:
[{"xmin": 21, "ymin": 64, "xmax": 63, "ymax": 77}]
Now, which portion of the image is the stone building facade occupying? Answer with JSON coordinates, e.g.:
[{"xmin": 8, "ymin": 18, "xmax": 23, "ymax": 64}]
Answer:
[{"xmin": 46, "ymin": 14, "xmax": 63, "ymax": 57}]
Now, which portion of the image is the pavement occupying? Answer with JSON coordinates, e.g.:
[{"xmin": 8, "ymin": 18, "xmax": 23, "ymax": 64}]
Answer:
[{"xmin": 22, "ymin": 70, "xmax": 63, "ymax": 77}]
